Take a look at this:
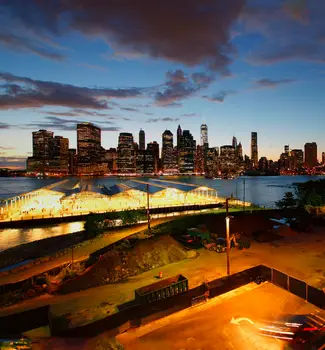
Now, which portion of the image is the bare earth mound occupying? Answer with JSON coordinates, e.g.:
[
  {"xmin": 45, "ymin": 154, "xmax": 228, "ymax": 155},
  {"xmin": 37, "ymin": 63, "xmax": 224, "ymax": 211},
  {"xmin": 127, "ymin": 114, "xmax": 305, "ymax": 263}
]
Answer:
[{"xmin": 58, "ymin": 235, "xmax": 190, "ymax": 294}]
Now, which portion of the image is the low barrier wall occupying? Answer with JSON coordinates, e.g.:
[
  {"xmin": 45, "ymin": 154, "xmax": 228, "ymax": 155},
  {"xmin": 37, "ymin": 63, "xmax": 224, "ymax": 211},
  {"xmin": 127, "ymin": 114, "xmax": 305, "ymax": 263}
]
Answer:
[
  {"xmin": 0, "ymin": 264, "xmax": 323, "ymax": 337},
  {"xmin": 0, "ymin": 305, "xmax": 49, "ymax": 336}
]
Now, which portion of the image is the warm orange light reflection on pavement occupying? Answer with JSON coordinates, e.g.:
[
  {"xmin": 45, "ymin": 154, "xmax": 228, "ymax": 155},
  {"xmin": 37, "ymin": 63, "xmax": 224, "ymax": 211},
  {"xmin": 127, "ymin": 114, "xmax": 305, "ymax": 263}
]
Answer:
[{"xmin": 118, "ymin": 283, "xmax": 322, "ymax": 350}]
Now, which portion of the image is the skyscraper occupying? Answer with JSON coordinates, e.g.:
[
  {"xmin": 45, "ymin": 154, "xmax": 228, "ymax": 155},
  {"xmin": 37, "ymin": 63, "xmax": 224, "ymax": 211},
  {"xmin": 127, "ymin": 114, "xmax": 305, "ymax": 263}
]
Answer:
[
  {"xmin": 322, "ymin": 152, "xmax": 325, "ymax": 165},
  {"xmin": 27, "ymin": 129, "xmax": 69, "ymax": 174},
  {"xmin": 236, "ymin": 142, "xmax": 243, "ymax": 160},
  {"xmin": 48, "ymin": 135, "xmax": 69, "ymax": 174},
  {"xmin": 232, "ymin": 136, "xmax": 237, "ymax": 149},
  {"xmin": 304, "ymin": 142, "xmax": 318, "ymax": 169},
  {"xmin": 117, "ymin": 133, "xmax": 136, "ymax": 173},
  {"xmin": 147, "ymin": 141, "xmax": 160, "ymax": 173},
  {"xmin": 162, "ymin": 130, "xmax": 176, "ymax": 172},
  {"xmin": 200, "ymin": 124, "xmax": 208, "ymax": 146},
  {"xmin": 32, "ymin": 129, "xmax": 54, "ymax": 160},
  {"xmin": 139, "ymin": 129, "xmax": 145, "ymax": 151},
  {"xmin": 194, "ymin": 145, "xmax": 205, "ymax": 174},
  {"xmin": 251, "ymin": 132, "xmax": 258, "ymax": 168},
  {"xmin": 284, "ymin": 145, "xmax": 290, "ymax": 155},
  {"xmin": 179, "ymin": 130, "xmax": 196, "ymax": 173},
  {"xmin": 290, "ymin": 149, "xmax": 303, "ymax": 171},
  {"xmin": 177, "ymin": 125, "xmax": 182, "ymax": 149},
  {"xmin": 77, "ymin": 122, "xmax": 101, "ymax": 164}
]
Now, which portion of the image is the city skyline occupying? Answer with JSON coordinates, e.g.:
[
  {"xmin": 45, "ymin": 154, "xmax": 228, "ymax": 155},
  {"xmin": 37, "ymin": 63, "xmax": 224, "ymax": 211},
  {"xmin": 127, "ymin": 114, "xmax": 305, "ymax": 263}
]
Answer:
[
  {"xmin": 22, "ymin": 121, "xmax": 324, "ymax": 177},
  {"xmin": 2, "ymin": 119, "xmax": 324, "ymax": 170},
  {"xmin": 1, "ymin": 1, "xmax": 325, "ymax": 168}
]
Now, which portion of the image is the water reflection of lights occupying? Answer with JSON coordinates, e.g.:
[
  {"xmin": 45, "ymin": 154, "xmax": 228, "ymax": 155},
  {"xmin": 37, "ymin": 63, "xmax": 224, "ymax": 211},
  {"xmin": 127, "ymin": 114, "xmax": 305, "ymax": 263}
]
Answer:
[{"xmin": 0, "ymin": 221, "xmax": 84, "ymax": 251}]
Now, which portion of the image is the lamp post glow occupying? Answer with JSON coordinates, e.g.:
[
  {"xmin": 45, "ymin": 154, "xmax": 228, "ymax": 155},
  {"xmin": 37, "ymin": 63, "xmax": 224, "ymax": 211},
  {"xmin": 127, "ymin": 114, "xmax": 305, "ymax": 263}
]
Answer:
[
  {"xmin": 225, "ymin": 215, "xmax": 230, "ymax": 275},
  {"xmin": 146, "ymin": 184, "xmax": 151, "ymax": 233},
  {"xmin": 225, "ymin": 197, "xmax": 231, "ymax": 276}
]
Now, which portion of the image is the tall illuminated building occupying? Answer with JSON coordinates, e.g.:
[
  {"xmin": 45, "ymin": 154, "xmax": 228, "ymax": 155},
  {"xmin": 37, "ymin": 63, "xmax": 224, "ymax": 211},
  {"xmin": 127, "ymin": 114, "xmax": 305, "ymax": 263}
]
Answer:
[
  {"xmin": 200, "ymin": 124, "xmax": 208, "ymax": 146},
  {"xmin": 237, "ymin": 142, "xmax": 243, "ymax": 160},
  {"xmin": 27, "ymin": 129, "xmax": 69, "ymax": 174},
  {"xmin": 290, "ymin": 149, "xmax": 303, "ymax": 171},
  {"xmin": 232, "ymin": 136, "xmax": 237, "ymax": 149},
  {"xmin": 162, "ymin": 130, "xmax": 177, "ymax": 172},
  {"xmin": 179, "ymin": 130, "xmax": 196, "ymax": 173},
  {"xmin": 177, "ymin": 125, "xmax": 182, "ymax": 150},
  {"xmin": 147, "ymin": 141, "xmax": 160, "ymax": 173},
  {"xmin": 139, "ymin": 129, "xmax": 145, "ymax": 151},
  {"xmin": 117, "ymin": 132, "xmax": 136, "ymax": 173},
  {"xmin": 77, "ymin": 122, "xmax": 101, "ymax": 164},
  {"xmin": 48, "ymin": 136, "xmax": 69, "ymax": 174},
  {"xmin": 195, "ymin": 145, "xmax": 205, "ymax": 174},
  {"xmin": 251, "ymin": 132, "xmax": 258, "ymax": 168},
  {"xmin": 304, "ymin": 142, "xmax": 318, "ymax": 169},
  {"xmin": 32, "ymin": 129, "xmax": 54, "ymax": 159}
]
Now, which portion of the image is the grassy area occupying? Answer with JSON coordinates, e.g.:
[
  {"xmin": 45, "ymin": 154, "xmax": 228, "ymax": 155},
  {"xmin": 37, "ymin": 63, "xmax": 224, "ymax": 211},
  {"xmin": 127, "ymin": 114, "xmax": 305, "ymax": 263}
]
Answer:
[{"xmin": 147, "ymin": 207, "xmax": 274, "ymax": 238}]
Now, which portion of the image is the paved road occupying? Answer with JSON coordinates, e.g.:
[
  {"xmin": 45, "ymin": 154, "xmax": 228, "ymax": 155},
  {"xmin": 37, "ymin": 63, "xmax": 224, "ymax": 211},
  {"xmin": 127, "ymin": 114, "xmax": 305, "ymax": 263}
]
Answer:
[{"xmin": 118, "ymin": 283, "xmax": 324, "ymax": 350}]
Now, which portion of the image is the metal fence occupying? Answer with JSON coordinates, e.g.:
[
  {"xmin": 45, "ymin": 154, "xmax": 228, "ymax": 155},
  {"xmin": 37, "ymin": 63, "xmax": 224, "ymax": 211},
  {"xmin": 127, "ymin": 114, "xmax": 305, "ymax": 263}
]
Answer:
[{"xmin": 270, "ymin": 267, "xmax": 325, "ymax": 309}]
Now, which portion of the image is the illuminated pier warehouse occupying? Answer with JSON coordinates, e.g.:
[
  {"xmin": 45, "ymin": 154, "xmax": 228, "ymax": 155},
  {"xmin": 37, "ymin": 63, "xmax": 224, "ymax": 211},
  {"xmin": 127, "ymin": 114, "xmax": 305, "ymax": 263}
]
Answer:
[{"xmin": 0, "ymin": 179, "xmax": 246, "ymax": 223}]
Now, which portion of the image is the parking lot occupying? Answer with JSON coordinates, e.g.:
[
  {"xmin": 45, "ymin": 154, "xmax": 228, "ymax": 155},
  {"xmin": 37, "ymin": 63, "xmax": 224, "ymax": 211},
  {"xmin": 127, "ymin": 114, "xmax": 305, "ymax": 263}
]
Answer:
[{"xmin": 118, "ymin": 283, "xmax": 324, "ymax": 350}]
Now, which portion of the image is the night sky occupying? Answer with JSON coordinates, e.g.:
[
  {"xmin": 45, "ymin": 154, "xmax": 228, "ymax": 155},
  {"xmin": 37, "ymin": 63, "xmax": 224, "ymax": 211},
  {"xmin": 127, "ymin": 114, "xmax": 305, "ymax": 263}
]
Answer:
[{"xmin": 0, "ymin": 0, "xmax": 325, "ymax": 168}]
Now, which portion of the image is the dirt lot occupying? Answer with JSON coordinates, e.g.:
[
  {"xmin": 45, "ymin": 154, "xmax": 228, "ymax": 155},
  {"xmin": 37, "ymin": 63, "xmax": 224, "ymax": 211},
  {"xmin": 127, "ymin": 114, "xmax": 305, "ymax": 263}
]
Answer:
[
  {"xmin": 118, "ymin": 283, "xmax": 325, "ymax": 350},
  {"xmin": 57, "ymin": 235, "xmax": 191, "ymax": 294}
]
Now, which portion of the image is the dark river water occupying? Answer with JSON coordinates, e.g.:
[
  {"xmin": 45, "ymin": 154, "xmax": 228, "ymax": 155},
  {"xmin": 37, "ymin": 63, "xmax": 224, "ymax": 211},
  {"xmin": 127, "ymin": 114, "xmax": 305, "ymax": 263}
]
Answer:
[{"xmin": 0, "ymin": 175, "xmax": 323, "ymax": 251}]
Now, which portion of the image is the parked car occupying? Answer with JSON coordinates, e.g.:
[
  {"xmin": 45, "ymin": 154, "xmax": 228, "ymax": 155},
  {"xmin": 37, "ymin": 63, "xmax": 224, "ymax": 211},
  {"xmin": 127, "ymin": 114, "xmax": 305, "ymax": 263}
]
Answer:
[{"xmin": 172, "ymin": 234, "xmax": 202, "ymax": 249}]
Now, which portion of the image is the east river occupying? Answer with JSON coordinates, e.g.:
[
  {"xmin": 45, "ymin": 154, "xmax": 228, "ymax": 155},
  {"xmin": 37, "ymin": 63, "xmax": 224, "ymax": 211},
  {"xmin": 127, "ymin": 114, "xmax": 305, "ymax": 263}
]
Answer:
[{"xmin": 0, "ymin": 175, "xmax": 323, "ymax": 251}]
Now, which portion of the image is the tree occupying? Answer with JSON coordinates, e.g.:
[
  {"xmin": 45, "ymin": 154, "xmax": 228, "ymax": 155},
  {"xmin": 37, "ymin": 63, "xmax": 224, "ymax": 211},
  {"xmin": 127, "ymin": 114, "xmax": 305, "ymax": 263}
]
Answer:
[
  {"xmin": 275, "ymin": 192, "xmax": 296, "ymax": 209},
  {"xmin": 294, "ymin": 179, "xmax": 325, "ymax": 208}
]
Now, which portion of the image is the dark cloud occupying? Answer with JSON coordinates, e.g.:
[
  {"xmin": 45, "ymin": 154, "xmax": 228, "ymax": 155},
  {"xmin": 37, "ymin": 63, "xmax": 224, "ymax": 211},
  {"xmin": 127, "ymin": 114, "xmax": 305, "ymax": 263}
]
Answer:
[
  {"xmin": 146, "ymin": 117, "xmax": 180, "ymax": 123},
  {"xmin": 191, "ymin": 72, "xmax": 215, "ymax": 85},
  {"xmin": 166, "ymin": 70, "xmax": 188, "ymax": 84},
  {"xmin": 155, "ymin": 70, "xmax": 214, "ymax": 106},
  {"xmin": 202, "ymin": 90, "xmax": 235, "ymax": 103},
  {"xmin": 42, "ymin": 109, "xmax": 113, "ymax": 117},
  {"xmin": 254, "ymin": 78, "xmax": 296, "ymax": 88},
  {"xmin": 0, "ymin": 122, "xmax": 11, "ymax": 129},
  {"xmin": 0, "ymin": 156, "xmax": 26, "ymax": 169},
  {"xmin": 21, "ymin": 116, "xmax": 120, "ymax": 132},
  {"xmin": 119, "ymin": 107, "xmax": 139, "ymax": 112},
  {"xmin": 0, "ymin": 32, "xmax": 65, "ymax": 61},
  {"xmin": 1, "ymin": 0, "xmax": 245, "ymax": 72},
  {"xmin": 242, "ymin": 1, "xmax": 325, "ymax": 65},
  {"xmin": 0, "ymin": 72, "xmax": 144, "ymax": 110}
]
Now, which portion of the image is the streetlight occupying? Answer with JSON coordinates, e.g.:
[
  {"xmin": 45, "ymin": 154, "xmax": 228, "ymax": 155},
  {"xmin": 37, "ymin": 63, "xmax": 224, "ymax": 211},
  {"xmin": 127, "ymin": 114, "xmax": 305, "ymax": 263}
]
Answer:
[
  {"xmin": 225, "ymin": 216, "xmax": 230, "ymax": 275},
  {"xmin": 146, "ymin": 183, "xmax": 151, "ymax": 233},
  {"xmin": 225, "ymin": 197, "xmax": 233, "ymax": 276}
]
